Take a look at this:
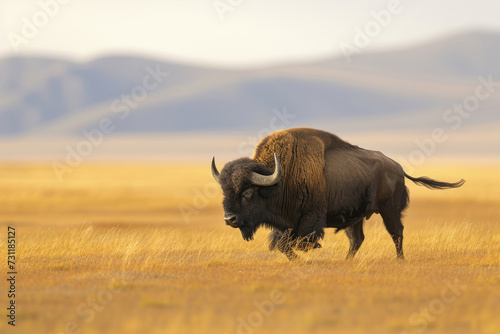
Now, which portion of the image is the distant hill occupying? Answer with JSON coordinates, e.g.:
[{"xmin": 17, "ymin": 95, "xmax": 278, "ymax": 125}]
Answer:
[
  {"xmin": 322, "ymin": 30, "xmax": 500, "ymax": 79},
  {"xmin": 0, "ymin": 30, "xmax": 499, "ymax": 136},
  {"xmin": 0, "ymin": 56, "xmax": 215, "ymax": 134}
]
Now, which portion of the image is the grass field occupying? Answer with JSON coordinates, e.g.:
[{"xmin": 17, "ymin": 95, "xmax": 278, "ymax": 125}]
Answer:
[{"xmin": 0, "ymin": 163, "xmax": 499, "ymax": 334}]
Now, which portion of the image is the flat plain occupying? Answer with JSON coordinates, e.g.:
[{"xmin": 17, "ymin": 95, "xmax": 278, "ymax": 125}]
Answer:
[{"xmin": 0, "ymin": 163, "xmax": 499, "ymax": 334}]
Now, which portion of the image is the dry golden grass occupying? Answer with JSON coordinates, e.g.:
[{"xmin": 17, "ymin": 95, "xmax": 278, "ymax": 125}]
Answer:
[{"xmin": 0, "ymin": 163, "xmax": 499, "ymax": 334}]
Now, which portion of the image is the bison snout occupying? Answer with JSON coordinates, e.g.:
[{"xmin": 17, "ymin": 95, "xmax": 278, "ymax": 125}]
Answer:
[{"xmin": 224, "ymin": 214, "xmax": 239, "ymax": 228}]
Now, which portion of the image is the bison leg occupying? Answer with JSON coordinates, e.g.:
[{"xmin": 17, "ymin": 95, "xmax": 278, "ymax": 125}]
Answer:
[
  {"xmin": 270, "ymin": 230, "xmax": 322, "ymax": 253},
  {"xmin": 294, "ymin": 212, "xmax": 326, "ymax": 252},
  {"xmin": 296, "ymin": 234, "xmax": 322, "ymax": 252},
  {"xmin": 345, "ymin": 220, "xmax": 365, "ymax": 259},
  {"xmin": 275, "ymin": 229, "xmax": 298, "ymax": 261},
  {"xmin": 381, "ymin": 209, "xmax": 405, "ymax": 259},
  {"xmin": 268, "ymin": 229, "xmax": 283, "ymax": 251}
]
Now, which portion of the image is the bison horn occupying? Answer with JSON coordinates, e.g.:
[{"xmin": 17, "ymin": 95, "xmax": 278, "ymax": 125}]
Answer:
[
  {"xmin": 211, "ymin": 157, "xmax": 221, "ymax": 184},
  {"xmin": 250, "ymin": 153, "xmax": 282, "ymax": 186}
]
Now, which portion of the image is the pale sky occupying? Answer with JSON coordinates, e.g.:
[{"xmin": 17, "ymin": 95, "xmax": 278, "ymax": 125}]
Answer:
[{"xmin": 1, "ymin": 0, "xmax": 500, "ymax": 68}]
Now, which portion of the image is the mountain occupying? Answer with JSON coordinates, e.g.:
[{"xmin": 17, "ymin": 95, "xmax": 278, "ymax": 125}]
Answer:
[
  {"xmin": 0, "ymin": 30, "xmax": 499, "ymax": 137},
  {"xmin": 0, "ymin": 56, "xmax": 216, "ymax": 134},
  {"xmin": 322, "ymin": 30, "xmax": 500, "ymax": 79}
]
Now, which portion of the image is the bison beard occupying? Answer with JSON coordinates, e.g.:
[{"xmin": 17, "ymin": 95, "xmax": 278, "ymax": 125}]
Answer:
[
  {"xmin": 240, "ymin": 224, "xmax": 258, "ymax": 241},
  {"xmin": 212, "ymin": 127, "xmax": 465, "ymax": 261}
]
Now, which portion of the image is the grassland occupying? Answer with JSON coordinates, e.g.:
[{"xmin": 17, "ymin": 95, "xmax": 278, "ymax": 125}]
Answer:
[{"xmin": 0, "ymin": 163, "xmax": 499, "ymax": 334}]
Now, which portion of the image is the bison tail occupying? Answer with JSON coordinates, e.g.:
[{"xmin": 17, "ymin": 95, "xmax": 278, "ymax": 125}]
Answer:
[{"xmin": 404, "ymin": 173, "xmax": 465, "ymax": 190}]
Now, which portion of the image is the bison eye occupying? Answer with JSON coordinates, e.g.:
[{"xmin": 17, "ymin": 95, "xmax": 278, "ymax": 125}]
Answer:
[{"xmin": 242, "ymin": 188, "xmax": 253, "ymax": 199}]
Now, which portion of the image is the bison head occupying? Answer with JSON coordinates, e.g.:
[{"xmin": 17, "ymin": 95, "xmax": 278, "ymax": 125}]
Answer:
[{"xmin": 211, "ymin": 153, "xmax": 282, "ymax": 241}]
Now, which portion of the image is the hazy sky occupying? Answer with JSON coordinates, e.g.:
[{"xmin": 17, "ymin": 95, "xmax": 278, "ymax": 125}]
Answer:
[{"xmin": 1, "ymin": 0, "xmax": 499, "ymax": 67}]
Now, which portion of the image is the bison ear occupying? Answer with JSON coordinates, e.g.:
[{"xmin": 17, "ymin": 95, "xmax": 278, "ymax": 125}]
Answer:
[{"xmin": 258, "ymin": 183, "xmax": 280, "ymax": 198}]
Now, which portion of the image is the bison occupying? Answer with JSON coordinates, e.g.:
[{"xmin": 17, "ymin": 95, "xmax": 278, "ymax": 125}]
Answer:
[{"xmin": 211, "ymin": 128, "xmax": 464, "ymax": 260}]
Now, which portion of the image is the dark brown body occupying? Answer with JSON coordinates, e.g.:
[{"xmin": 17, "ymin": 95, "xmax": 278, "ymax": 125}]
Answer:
[{"xmin": 213, "ymin": 127, "xmax": 464, "ymax": 260}]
